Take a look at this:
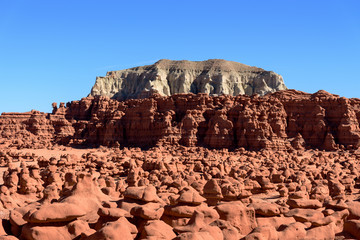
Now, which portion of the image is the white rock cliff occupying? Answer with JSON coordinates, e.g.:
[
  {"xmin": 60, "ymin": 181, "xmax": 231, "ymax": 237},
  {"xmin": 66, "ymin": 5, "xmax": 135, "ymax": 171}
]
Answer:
[{"xmin": 89, "ymin": 59, "xmax": 287, "ymax": 99}]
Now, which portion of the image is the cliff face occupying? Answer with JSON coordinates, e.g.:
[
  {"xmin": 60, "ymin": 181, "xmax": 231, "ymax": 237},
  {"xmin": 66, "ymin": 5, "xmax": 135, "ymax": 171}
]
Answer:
[
  {"xmin": 89, "ymin": 59, "xmax": 287, "ymax": 100},
  {"xmin": 1, "ymin": 90, "xmax": 360, "ymax": 150}
]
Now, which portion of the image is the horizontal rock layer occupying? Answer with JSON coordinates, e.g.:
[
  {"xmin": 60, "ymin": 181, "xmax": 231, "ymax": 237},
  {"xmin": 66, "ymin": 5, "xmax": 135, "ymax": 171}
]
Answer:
[
  {"xmin": 89, "ymin": 59, "xmax": 287, "ymax": 100},
  {"xmin": 1, "ymin": 90, "xmax": 360, "ymax": 150}
]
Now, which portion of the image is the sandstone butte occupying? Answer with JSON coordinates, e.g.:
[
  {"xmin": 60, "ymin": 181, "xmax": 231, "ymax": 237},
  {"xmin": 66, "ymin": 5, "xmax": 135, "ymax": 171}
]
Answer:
[
  {"xmin": 89, "ymin": 59, "xmax": 287, "ymax": 100},
  {"xmin": 0, "ymin": 61, "xmax": 360, "ymax": 239}
]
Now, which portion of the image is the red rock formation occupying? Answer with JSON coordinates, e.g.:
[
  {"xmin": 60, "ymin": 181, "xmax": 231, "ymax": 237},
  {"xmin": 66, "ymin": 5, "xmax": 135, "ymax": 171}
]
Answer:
[
  {"xmin": 1, "ymin": 90, "xmax": 360, "ymax": 150},
  {"xmin": 204, "ymin": 109, "xmax": 233, "ymax": 149},
  {"xmin": 179, "ymin": 110, "xmax": 198, "ymax": 147},
  {"xmin": 0, "ymin": 135, "xmax": 359, "ymax": 239},
  {"xmin": 1, "ymin": 90, "xmax": 360, "ymax": 239}
]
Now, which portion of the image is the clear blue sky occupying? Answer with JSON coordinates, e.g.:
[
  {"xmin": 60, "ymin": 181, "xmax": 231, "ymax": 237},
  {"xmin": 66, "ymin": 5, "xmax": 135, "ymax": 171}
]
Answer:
[{"xmin": 0, "ymin": 0, "xmax": 359, "ymax": 113}]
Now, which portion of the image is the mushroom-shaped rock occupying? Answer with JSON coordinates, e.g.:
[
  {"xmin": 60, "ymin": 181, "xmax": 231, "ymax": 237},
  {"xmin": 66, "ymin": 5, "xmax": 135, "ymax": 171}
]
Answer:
[
  {"xmin": 25, "ymin": 203, "xmax": 86, "ymax": 223},
  {"xmin": 174, "ymin": 210, "xmax": 206, "ymax": 233},
  {"xmin": 59, "ymin": 173, "xmax": 111, "ymax": 223},
  {"xmin": 97, "ymin": 207, "xmax": 131, "ymax": 219},
  {"xmin": 324, "ymin": 199, "xmax": 348, "ymax": 211},
  {"xmin": 249, "ymin": 202, "xmax": 280, "ymax": 217},
  {"xmin": 210, "ymin": 219, "xmax": 241, "ymax": 240},
  {"xmin": 124, "ymin": 185, "xmax": 161, "ymax": 203},
  {"xmin": 84, "ymin": 217, "xmax": 137, "ymax": 240},
  {"xmin": 288, "ymin": 191, "xmax": 309, "ymax": 200},
  {"xmin": 244, "ymin": 226, "xmax": 278, "ymax": 240},
  {"xmin": 305, "ymin": 222, "xmax": 336, "ymax": 240},
  {"xmin": 215, "ymin": 201, "xmax": 257, "ymax": 235},
  {"xmin": 256, "ymin": 216, "xmax": 296, "ymax": 229},
  {"xmin": 21, "ymin": 225, "xmax": 72, "ymax": 240},
  {"xmin": 203, "ymin": 179, "xmax": 223, "ymax": 206},
  {"xmin": 312, "ymin": 209, "xmax": 348, "ymax": 233},
  {"xmin": 94, "ymin": 207, "xmax": 131, "ymax": 231},
  {"xmin": 284, "ymin": 208, "xmax": 324, "ymax": 223},
  {"xmin": 67, "ymin": 219, "xmax": 92, "ymax": 239},
  {"xmin": 163, "ymin": 202, "xmax": 219, "ymax": 223},
  {"xmin": 277, "ymin": 222, "xmax": 307, "ymax": 239},
  {"xmin": 173, "ymin": 211, "xmax": 223, "ymax": 240},
  {"xmin": 130, "ymin": 202, "xmax": 164, "ymax": 220},
  {"xmin": 176, "ymin": 187, "xmax": 206, "ymax": 205},
  {"xmin": 139, "ymin": 220, "xmax": 176, "ymax": 240}
]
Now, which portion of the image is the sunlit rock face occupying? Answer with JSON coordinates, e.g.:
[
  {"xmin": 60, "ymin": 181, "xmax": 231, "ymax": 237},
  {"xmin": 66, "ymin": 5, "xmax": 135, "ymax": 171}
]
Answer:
[
  {"xmin": 89, "ymin": 59, "xmax": 287, "ymax": 100},
  {"xmin": 2, "ymin": 89, "xmax": 360, "ymax": 151}
]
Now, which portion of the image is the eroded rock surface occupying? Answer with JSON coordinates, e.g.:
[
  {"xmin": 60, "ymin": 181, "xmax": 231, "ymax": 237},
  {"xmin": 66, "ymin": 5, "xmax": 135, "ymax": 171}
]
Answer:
[
  {"xmin": 89, "ymin": 59, "xmax": 287, "ymax": 99},
  {"xmin": 1, "ymin": 90, "xmax": 360, "ymax": 151},
  {"xmin": 0, "ymin": 144, "xmax": 358, "ymax": 239},
  {"xmin": 0, "ymin": 89, "xmax": 360, "ymax": 239}
]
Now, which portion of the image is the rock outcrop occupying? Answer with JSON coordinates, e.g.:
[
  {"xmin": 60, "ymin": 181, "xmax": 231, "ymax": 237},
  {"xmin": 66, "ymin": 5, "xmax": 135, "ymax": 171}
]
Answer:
[
  {"xmin": 89, "ymin": 59, "xmax": 287, "ymax": 100},
  {"xmin": 2, "ymin": 88, "xmax": 360, "ymax": 239},
  {"xmin": 1, "ymin": 90, "xmax": 360, "ymax": 151},
  {"xmin": 0, "ymin": 136, "xmax": 360, "ymax": 239}
]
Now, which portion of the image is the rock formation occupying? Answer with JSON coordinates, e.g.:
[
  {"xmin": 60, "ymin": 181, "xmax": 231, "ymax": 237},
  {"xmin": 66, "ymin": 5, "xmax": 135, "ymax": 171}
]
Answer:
[
  {"xmin": 1, "ymin": 89, "xmax": 360, "ymax": 239},
  {"xmin": 0, "ymin": 137, "xmax": 359, "ymax": 239},
  {"xmin": 1, "ymin": 90, "xmax": 360, "ymax": 151},
  {"xmin": 89, "ymin": 59, "xmax": 287, "ymax": 100}
]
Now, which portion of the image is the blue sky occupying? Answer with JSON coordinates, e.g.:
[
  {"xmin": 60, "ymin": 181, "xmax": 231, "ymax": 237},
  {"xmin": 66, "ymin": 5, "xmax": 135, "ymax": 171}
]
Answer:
[{"xmin": 0, "ymin": 0, "xmax": 359, "ymax": 113}]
